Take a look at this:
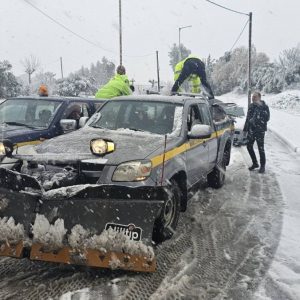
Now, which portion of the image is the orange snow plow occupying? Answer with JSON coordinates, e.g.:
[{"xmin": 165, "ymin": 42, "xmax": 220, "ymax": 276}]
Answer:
[
  {"xmin": 30, "ymin": 244, "xmax": 156, "ymax": 272},
  {"xmin": 0, "ymin": 168, "xmax": 166, "ymax": 272}
]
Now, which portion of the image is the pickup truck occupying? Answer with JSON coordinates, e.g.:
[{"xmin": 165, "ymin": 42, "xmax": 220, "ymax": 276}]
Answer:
[
  {"xmin": 0, "ymin": 96, "xmax": 104, "ymax": 168},
  {"xmin": 0, "ymin": 95, "xmax": 233, "ymax": 272}
]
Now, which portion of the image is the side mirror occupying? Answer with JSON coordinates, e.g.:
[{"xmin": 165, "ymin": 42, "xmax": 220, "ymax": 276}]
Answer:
[
  {"xmin": 188, "ymin": 124, "xmax": 212, "ymax": 139},
  {"xmin": 60, "ymin": 119, "xmax": 77, "ymax": 133},
  {"xmin": 79, "ymin": 116, "xmax": 89, "ymax": 128}
]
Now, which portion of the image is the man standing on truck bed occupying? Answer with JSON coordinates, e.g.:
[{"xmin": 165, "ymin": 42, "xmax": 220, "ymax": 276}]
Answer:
[
  {"xmin": 171, "ymin": 54, "xmax": 214, "ymax": 99},
  {"xmin": 243, "ymin": 91, "xmax": 270, "ymax": 174}
]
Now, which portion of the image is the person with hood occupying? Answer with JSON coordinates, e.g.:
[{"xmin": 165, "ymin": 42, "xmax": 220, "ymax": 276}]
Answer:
[
  {"xmin": 95, "ymin": 65, "xmax": 132, "ymax": 99},
  {"xmin": 171, "ymin": 55, "xmax": 214, "ymax": 99},
  {"xmin": 243, "ymin": 91, "xmax": 270, "ymax": 173},
  {"xmin": 38, "ymin": 84, "xmax": 48, "ymax": 97}
]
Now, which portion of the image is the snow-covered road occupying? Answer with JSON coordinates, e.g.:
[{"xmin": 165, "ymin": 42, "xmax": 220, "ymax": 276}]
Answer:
[{"xmin": 0, "ymin": 131, "xmax": 293, "ymax": 299}]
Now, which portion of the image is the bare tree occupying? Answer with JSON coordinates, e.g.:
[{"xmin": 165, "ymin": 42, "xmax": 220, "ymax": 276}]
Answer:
[{"xmin": 22, "ymin": 55, "xmax": 40, "ymax": 84}]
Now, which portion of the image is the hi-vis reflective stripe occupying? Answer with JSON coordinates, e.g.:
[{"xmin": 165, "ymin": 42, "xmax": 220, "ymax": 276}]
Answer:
[
  {"xmin": 151, "ymin": 127, "xmax": 231, "ymax": 168},
  {"xmin": 15, "ymin": 140, "xmax": 43, "ymax": 148}
]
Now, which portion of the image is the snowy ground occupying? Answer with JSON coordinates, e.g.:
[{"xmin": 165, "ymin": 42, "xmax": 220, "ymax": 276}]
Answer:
[{"xmin": 0, "ymin": 91, "xmax": 299, "ymax": 299}]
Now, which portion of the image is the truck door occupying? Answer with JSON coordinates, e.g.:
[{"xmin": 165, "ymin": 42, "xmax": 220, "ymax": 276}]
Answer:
[
  {"xmin": 186, "ymin": 104, "xmax": 209, "ymax": 187},
  {"xmin": 198, "ymin": 103, "xmax": 218, "ymax": 171}
]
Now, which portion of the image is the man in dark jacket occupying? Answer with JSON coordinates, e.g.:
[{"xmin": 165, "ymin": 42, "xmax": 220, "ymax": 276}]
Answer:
[{"xmin": 243, "ymin": 91, "xmax": 270, "ymax": 173}]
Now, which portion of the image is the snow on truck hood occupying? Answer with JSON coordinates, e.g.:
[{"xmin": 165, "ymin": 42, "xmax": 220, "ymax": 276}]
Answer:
[{"xmin": 23, "ymin": 127, "xmax": 166, "ymax": 164}]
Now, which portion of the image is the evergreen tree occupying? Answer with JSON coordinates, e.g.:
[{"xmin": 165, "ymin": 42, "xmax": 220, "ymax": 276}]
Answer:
[
  {"xmin": 168, "ymin": 43, "xmax": 191, "ymax": 71},
  {"xmin": 0, "ymin": 60, "xmax": 22, "ymax": 98}
]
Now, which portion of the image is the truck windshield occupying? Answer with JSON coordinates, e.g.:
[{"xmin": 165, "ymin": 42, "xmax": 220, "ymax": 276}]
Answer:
[
  {"xmin": 88, "ymin": 100, "xmax": 183, "ymax": 135},
  {"xmin": 0, "ymin": 99, "xmax": 63, "ymax": 129}
]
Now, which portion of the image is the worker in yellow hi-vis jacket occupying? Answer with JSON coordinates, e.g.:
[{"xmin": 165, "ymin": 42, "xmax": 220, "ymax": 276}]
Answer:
[
  {"xmin": 171, "ymin": 55, "xmax": 214, "ymax": 99},
  {"xmin": 95, "ymin": 65, "xmax": 132, "ymax": 99}
]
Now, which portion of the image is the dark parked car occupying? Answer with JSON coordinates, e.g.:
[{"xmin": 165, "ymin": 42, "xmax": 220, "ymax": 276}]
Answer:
[{"xmin": 0, "ymin": 96, "xmax": 105, "ymax": 168}]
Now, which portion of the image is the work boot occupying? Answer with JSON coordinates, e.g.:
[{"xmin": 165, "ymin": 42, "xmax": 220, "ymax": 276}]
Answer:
[
  {"xmin": 258, "ymin": 166, "xmax": 265, "ymax": 173},
  {"xmin": 248, "ymin": 163, "xmax": 259, "ymax": 171}
]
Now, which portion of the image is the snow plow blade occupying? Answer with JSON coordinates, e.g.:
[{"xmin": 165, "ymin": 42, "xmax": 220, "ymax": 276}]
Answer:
[{"xmin": 0, "ymin": 168, "xmax": 166, "ymax": 272}]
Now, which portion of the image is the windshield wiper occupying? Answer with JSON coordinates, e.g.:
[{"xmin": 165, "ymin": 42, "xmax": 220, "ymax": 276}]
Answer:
[
  {"xmin": 2, "ymin": 122, "xmax": 39, "ymax": 129},
  {"xmin": 89, "ymin": 124, "xmax": 106, "ymax": 129},
  {"xmin": 128, "ymin": 127, "xmax": 146, "ymax": 132}
]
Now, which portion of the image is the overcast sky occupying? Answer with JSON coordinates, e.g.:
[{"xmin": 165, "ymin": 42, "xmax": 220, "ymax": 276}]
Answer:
[{"xmin": 1, "ymin": 0, "xmax": 300, "ymax": 84}]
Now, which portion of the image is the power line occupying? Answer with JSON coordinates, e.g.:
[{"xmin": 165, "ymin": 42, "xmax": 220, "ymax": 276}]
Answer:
[
  {"xmin": 205, "ymin": 0, "xmax": 249, "ymax": 16},
  {"xmin": 23, "ymin": 0, "xmax": 115, "ymax": 54},
  {"xmin": 23, "ymin": 0, "xmax": 154, "ymax": 59},
  {"xmin": 229, "ymin": 19, "xmax": 249, "ymax": 52}
]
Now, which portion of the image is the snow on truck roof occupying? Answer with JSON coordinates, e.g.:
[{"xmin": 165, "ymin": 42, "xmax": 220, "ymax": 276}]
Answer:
[
  {"xmin": 7, "ymin": 96, "xmax": 105, "ymax": 102},
  {"xmin": 113, "ymin": 94, "xmax": 208, "ymax": 104}
]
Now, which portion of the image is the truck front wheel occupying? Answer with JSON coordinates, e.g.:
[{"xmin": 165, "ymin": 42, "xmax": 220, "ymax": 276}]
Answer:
[
  {"xmin": 152, "ymin": 180, "xmax": 181, "ymax": 244},
  {"xmin": 207, "ymin": 155, "xmax": 226, "ymax": 188}
]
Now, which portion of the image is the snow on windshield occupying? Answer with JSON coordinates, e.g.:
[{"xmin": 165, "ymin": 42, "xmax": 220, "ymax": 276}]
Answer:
[{"xmin": 88, "ymin": 100, "xmax": 183, "ymax": 136}]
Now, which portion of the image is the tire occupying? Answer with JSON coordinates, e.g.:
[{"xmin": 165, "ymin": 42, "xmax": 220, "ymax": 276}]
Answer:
[
  {"xmin": 152, "ymin": 180, "xmax": 181, "ymax": 244},
  {"xmin": 207, "ymin": 154, "xmax": 226, "ymax": 189}
]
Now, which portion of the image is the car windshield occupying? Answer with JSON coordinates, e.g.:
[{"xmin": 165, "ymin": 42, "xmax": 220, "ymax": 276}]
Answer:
[
  {"xmin": 0, "ymin": 99, "xmax": 63, "ymax": 129},
  {"xmin": 87, "ymin": 100, "xmax": 183, "ymax": 135}
]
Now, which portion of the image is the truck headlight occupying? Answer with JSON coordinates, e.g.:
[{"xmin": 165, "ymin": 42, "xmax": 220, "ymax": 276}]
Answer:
[
  {"xmin": 0, "ymin": 140, "xmax": 13, "ymax": 157},
  {"xmin": 90, "ymin": 139, "xmax": 115, "ymax": 155},
  {"xmin": 112, "ymin": 160, "xmax": 152, "ymax": 182},
  {"xmin": 0, "ymin": 143, "xmax": 5, "ymax": 156}
]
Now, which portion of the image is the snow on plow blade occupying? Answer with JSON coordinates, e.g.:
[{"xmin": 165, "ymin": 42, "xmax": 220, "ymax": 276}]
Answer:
[{"xmin": 0, "ymin": 168, "xmax": 165, "ymax": 272}]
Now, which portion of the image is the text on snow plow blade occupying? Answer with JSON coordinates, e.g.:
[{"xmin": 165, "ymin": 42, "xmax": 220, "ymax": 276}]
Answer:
[{"xmin": 0, "ymin": 168, "xmax": 167, "ymax": 272}]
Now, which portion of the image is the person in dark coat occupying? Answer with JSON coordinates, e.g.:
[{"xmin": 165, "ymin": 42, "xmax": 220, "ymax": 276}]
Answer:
[{"xmin": 243, "ymin": 91, "xmax": 270, "ymax": 173}]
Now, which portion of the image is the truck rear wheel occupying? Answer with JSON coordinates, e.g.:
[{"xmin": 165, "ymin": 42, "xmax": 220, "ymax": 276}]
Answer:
[
  {"xmin": 207, "ymin": 155, "xmax": 226, "ymax": 189},
  {"xmin": 152, "ymin": 180, "xmax": 181, "ymax": 244}
]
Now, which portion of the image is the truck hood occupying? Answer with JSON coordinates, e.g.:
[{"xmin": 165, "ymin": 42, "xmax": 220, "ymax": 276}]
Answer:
[{"xmin": 31, "ymin": 127, "xmax": 166, "ymax": 165}]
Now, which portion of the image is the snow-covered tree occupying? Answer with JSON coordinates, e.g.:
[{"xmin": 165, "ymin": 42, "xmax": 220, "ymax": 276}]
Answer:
[
  {"xmin": 0, "ymin": 60, "xmax": 22, "ymax": 98},
  {"xmin": 210, "ymin": 46, "xmax": 270, "ymax": 95},
  {"xmin": 79, "ymin": 57, "xmax": 115, "ymax": 88},
  {"xmin": 21, "ymin": 55, "xmax": 40, "ymax": 85},
  {"xmin": 55, "ymin": 74, "xmax": 97, "ymax": 97},
  {"xmin": 168, "ymin": 43, "xmax": 191, "ymax": 71},
  {"xmin": 277, "ymin": 46, "xmax": 300, "ymax": 88},
  {"xmin": 32, "ymin": 71, "xmax": 57, "ymax": 95}
]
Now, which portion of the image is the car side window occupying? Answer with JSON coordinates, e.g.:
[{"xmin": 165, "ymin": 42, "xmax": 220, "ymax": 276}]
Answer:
[
  {"xmin": 187, "ymin": 105, "xmax": 202, "ymax": 131},
  {"xmin": 62, "ymin": 103, "xmax": 90, "ymax": 121},
  {"xmin": 198, "ymin": 104, "xmax": 213, "ymax": 126},
  {"xmin": 211, "ymin": 105, "xmax": 227, "ymax": 122}
]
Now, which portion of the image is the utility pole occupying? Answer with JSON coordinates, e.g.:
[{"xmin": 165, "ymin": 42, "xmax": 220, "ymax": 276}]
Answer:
[
  {"xmin": 156, "ymin": 51, "xmax": 160, "ymax": 92},
  {"xmin": 248, "ymin": 12, "xmax": 252, "ymax": 108},
  {"xmin": 60, "ymin": 57, "xmax": 64, "ymax": 79},
  {"xmin": 119, "ymin": 0, "xmax": 123, "ymax": 66}
]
